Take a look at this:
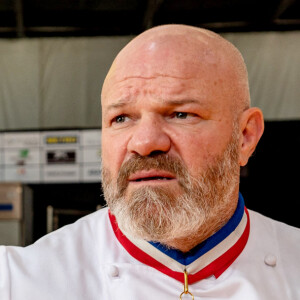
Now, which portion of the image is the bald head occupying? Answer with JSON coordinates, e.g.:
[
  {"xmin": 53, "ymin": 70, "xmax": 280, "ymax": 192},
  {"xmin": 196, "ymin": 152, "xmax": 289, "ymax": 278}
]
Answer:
[{"xmin": 102, "ymin": 24, "xmax": 250, "ymax": 115}]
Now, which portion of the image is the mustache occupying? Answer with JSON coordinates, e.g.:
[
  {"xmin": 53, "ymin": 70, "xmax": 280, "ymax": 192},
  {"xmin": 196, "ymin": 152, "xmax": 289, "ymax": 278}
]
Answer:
[{"xmin": 116, "ymin": 153, "xmax": 190, "ymax": 196}]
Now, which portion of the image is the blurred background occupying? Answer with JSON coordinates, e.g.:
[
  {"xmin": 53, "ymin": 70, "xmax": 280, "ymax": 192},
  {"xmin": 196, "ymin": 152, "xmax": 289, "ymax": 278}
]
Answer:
[{"xmin": 0, "ymin": 0, "xmax": 299, "ymax": 246}]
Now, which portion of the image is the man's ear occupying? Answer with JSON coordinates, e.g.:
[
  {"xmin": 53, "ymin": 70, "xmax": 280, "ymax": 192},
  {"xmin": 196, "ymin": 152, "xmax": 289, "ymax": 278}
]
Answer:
[{"xmin": 239, "ymin": 107, "xmax": 264, "ymax": 166}]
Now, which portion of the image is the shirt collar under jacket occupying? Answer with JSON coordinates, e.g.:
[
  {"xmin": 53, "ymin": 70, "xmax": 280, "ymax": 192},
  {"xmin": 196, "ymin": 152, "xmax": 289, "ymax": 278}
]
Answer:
[{"xmin": 109, "ymin": 193, "xmax": 250, "ymax": 284}]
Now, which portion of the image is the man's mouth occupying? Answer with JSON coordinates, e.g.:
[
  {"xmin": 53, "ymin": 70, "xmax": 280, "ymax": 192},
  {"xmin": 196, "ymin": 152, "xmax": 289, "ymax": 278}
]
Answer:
[
  {"xmin": 134, "ymin": 176, "xmax": 172, "ymax": 182},
  {"xmin": 128, "ymin": 170, "xmax": 176, "ymax": 183}
]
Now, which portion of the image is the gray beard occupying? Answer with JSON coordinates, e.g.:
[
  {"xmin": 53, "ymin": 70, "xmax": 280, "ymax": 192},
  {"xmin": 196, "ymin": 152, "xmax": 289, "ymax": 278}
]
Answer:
[{"xmin": 102, "ymin": 127, "xmax": 240, "ymax": 247}]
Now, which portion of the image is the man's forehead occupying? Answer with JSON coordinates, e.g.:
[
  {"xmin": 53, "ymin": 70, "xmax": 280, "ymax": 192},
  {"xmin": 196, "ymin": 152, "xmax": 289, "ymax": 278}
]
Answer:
[
  {"xmin": 102, "ymin": 35, "xmax": 227, "ymax": 104},
  {"xmin": 101, "ymin": 24, "xmax": 250, "ymax": 113},
  {"xmin": 102, "ymin": 73, "xmax": 215, "ymax": 109},
  {"xmin": 109, "ymin": 32, "xmax": 223, "ymax": 81}
]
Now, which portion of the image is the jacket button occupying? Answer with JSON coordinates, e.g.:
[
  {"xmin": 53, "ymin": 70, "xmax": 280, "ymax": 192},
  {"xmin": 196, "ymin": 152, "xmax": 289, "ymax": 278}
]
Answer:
[
  {"xmin": 264, "ymin": 254, "xmax": 277, "ymax": 267},
  {"xmin": 108, "ymin": 265, "xmax": 119, "ymax": 277}
]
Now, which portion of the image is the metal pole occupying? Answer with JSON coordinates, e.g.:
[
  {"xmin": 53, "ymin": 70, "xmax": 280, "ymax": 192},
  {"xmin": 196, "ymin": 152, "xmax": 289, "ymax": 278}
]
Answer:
[{"xmin": 15, "ymin": 0, "xmax": 25, "ymax": 37}]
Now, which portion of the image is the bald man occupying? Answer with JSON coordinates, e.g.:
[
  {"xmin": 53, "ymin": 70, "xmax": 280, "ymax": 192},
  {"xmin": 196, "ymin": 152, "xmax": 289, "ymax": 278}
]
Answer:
[{"xmin": 1, "ymin": 25, "xmax": 299, "ymax": 300}]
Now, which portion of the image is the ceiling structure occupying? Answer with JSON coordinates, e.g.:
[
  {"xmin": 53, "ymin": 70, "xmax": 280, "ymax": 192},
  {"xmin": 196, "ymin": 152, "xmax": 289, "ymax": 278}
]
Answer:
[{"xmin": 0, "ymin": 0, "xmax": 299, "ymax": 38}]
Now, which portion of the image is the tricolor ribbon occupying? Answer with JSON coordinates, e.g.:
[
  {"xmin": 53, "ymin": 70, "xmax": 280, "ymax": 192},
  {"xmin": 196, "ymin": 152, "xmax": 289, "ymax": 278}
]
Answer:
[{"xmin": 109, "ymin": 193, "xmax": 250, "ymax": 284}]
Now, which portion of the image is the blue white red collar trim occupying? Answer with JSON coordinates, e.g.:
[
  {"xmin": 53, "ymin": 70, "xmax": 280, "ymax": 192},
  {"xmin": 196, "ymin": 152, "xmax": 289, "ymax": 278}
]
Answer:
[{"xmin": 109, "ymin": 193, "xmax": 250, "ymax": 284}]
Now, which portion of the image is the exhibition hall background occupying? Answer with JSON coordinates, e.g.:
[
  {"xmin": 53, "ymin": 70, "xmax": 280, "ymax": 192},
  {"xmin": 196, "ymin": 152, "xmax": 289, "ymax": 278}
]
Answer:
[{"xmin": 0, "ymin": 1, "xmax": 299, "ymax": 242}]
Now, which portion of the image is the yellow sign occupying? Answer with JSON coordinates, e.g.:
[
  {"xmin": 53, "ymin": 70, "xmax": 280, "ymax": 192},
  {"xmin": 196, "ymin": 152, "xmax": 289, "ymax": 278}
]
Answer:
[{"xmin": 46, "ymin": 136, "xmax": 78, "ymax": 144}]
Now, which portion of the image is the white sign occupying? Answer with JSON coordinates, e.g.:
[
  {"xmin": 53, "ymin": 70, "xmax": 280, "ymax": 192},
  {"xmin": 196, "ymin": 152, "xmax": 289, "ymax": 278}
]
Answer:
[
  {"xmin": 81, "ymin": 147, "xmax": 101, "ymax": 163},
  {"xmin": 4, "ymin": 148, "xmax": 41, "ymax": 165},
  {"xmin": 0, "ymin": 129, "xmax": 103, "ymax": 183},
  {"xmin": 3, "ymin": 132, "xmax": 40, "ymax": 148},
  {"xmin": 81, "ymin": 130, "xmax": 101, "ymax": 146},
  {"xmin": 4, "ymin": 165, "xmax": 40, "ymax": 183},
  {"xmin": 43, "ymin": 165, "xmax": 80, "ymax": 183},
  {"xmin": 81, "ymin": 164, "xmax": 101, "ymax": 182}
]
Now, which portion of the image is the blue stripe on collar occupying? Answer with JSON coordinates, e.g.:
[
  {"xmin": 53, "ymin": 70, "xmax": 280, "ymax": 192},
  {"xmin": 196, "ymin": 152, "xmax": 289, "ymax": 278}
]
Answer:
[{"xmin": 149, "ymin": 193, "xmax": 245, "ymax": 265}]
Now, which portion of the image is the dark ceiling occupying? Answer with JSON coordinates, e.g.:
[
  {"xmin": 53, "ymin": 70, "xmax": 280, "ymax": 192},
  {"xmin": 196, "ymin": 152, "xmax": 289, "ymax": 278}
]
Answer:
[{"xmin": 0, "ymin": 0, "xmax": 299, "ymax": 38}]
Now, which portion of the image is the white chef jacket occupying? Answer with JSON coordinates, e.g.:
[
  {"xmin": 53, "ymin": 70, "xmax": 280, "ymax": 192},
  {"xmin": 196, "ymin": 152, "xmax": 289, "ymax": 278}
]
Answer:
[{"xmin": 0, "ymin": 202, "xmax": 299, "ymax": 299}]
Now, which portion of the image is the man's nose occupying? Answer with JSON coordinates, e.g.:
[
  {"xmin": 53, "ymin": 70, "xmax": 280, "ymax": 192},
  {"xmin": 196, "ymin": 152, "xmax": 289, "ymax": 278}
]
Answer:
[{"xmin": 127, "ymin": 116, "xmax": 171, "ymax": 156}]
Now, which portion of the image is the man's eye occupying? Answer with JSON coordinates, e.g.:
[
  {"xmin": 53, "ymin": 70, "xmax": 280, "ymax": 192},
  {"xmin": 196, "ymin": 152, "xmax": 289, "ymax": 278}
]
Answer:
[
  {"xmin": 114, "ymin": 115, "xmax": 127, "ymax": 123},
  {"xmin": 175, "ymin": 112, "xmax": 188, "ymax": 119}
]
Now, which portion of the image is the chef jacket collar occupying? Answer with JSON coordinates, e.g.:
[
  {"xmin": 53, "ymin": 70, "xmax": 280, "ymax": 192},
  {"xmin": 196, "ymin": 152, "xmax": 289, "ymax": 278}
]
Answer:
[{"xmin": 109, "ymin": 193, "xmax": 250, "ymax": 284}]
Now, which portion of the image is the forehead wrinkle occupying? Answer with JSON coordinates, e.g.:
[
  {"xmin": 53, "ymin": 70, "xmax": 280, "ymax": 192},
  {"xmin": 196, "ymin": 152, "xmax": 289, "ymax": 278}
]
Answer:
[
  {"xmin": 160, "ymin": 99, "xmax": 201, "ymax": 106},
  {"xmin": 104, "ymin": 98, "xmax": 209, "ymax": 113},
  {"xmin": 104, "ymin": 75, "xmax": 195, "ymax": 103},
  {"xmin": 105, "ymin": 99, "xmax": 135, "ymax": 111},
  {"xmin": 114, "ymin": 74, "xmax": 194, "ymax": 82}
]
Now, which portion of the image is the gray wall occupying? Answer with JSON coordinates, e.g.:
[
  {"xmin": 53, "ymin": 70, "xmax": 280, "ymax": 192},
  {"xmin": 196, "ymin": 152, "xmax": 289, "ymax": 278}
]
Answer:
[{"xmin": 0, "ymin": 31, "xmax": 299, "ymax": 130}]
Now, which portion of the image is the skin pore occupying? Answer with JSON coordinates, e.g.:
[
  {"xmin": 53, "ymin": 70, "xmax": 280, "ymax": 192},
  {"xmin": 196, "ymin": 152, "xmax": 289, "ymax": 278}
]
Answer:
[{"xmin": 101, "ymin": 25, "xmax": 264, "ymax": 252}]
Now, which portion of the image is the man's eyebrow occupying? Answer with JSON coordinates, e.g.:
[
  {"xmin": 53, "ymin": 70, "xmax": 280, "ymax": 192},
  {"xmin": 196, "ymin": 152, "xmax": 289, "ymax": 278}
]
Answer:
[
  {"xmin": 105, "ymin": 99, "xmax": 201, "ymax": 111},
  {"xmin": 105, "ymin": 100, "xmax": 132, "ymax": 111}
]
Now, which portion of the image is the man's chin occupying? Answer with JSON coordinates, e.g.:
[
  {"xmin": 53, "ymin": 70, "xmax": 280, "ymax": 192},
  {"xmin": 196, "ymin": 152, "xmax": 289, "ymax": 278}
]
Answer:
[{"xmin": 120, "ymin": 185, "xmax": 181, "ymax": 227}]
